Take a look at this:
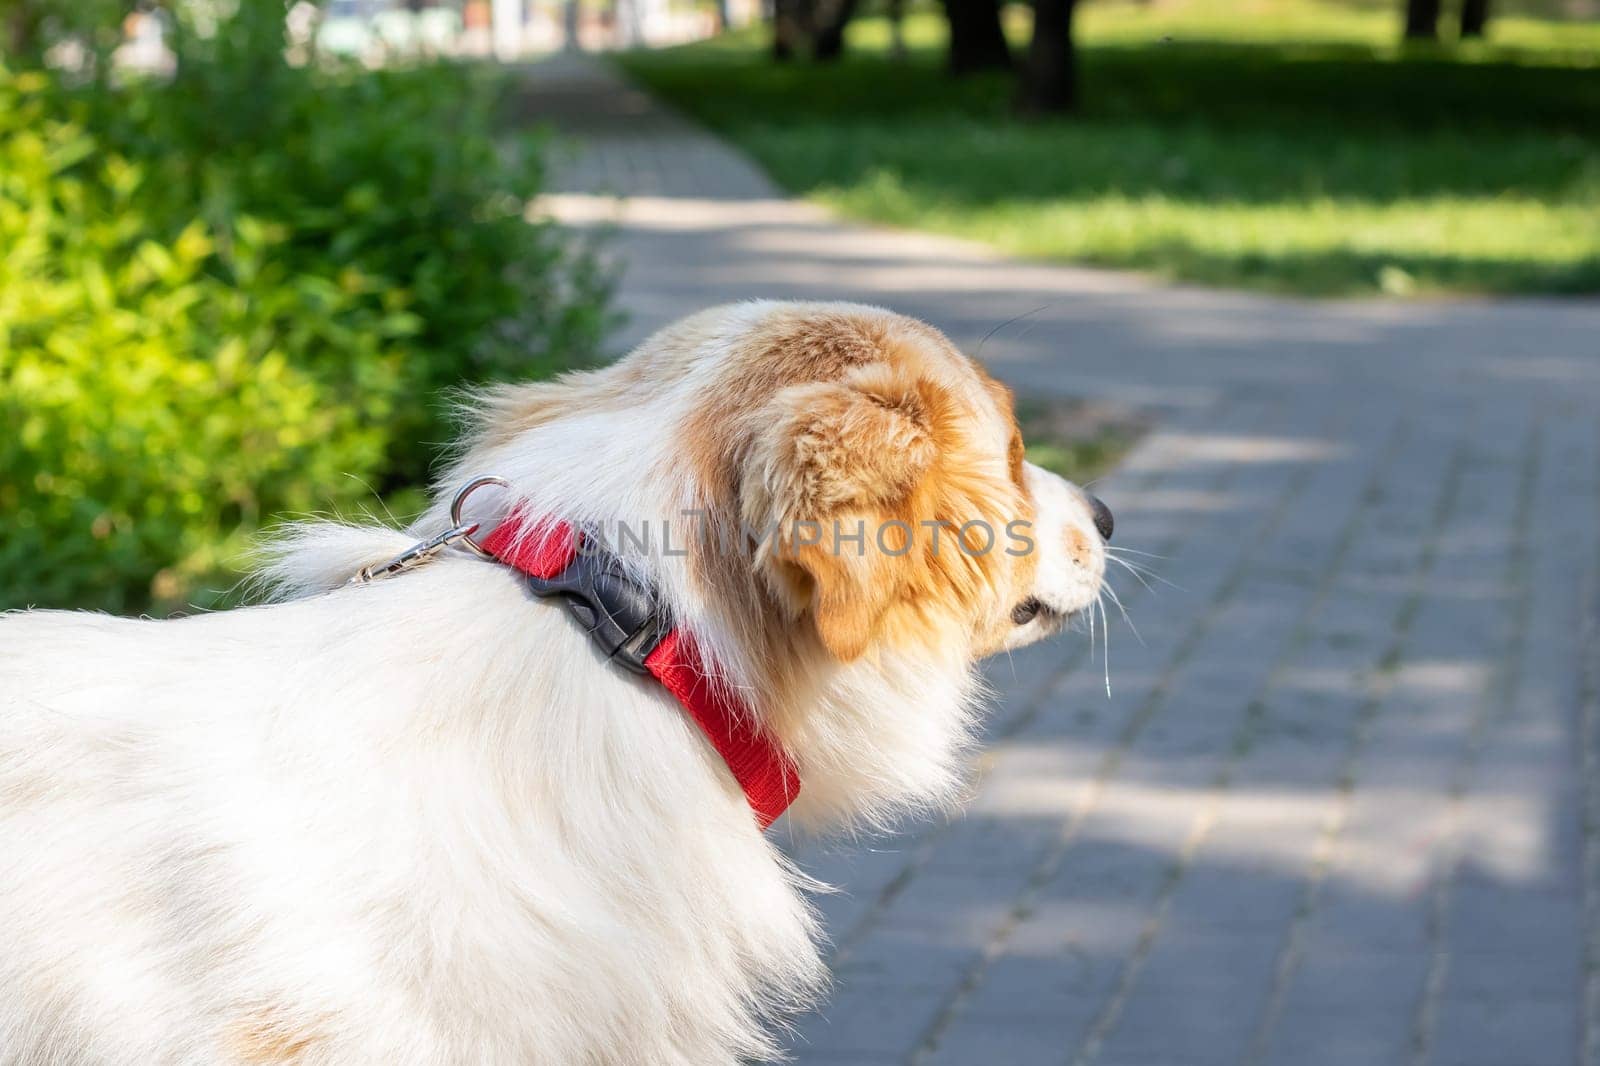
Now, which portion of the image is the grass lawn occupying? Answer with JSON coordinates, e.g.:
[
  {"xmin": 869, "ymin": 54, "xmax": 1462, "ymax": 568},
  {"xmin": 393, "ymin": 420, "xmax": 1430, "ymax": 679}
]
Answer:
[
  {"xmin": 617, "ymin": 0, "xmax": 1600, "ymax": 297},
  {"xmin": 1016, "ymin": 395, "xmax": 1148, "ymax": 484}
]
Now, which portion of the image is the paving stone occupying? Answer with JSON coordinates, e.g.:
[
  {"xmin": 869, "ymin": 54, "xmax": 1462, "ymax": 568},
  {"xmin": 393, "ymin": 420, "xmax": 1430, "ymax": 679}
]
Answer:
[
  {"xmin": 921, "ymin": 1011, "xmax": 1084, "ymax": 1066},
  {"xmin": 1275, "ymin": 944, "xmax": 1432, "ymax": 1010},
  {"xmin": 957, "ymin": 955, "xmax": 1119, "ymax": 1019},
  {"xmin": 1260, "ymin": 1012, "xmax": 1414, "ymax": 1066},
  {"xmin": 1428, "ymin": 996, "xmax": 1579, "ymax": 1066},
  {"xmin": 1097, "ymin": 984, "xmax": 1259, "ymax": 1066},
  {"xmin": 833, "ymin": 924, "xmax": 985, "ymax": 993},
  {"xmin": 790, "ymin": 985, "xmax": 949, "ymax": 1059}
]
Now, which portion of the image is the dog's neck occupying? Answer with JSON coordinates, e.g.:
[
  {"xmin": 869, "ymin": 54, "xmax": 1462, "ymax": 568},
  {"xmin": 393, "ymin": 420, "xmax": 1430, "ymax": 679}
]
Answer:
[
  {"xmin": 478, "ymin": 511, "xmax": 801, "ymax": 829},
  {"xmin": 408, "ymin": 408, "xmax": 986, "ymax": 834}
]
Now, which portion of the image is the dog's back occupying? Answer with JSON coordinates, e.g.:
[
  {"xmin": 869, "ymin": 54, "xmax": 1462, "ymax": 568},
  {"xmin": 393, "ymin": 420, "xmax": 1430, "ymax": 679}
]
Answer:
[
  {"xmin": 0, "ymin": 559, "xmax": 819, "ymax": 1066},
  {"xmin": 0, "ymin": 606, "xmax": 407, "ymax": 1065},
  {"xmin": 2, "ymin": 609, "xmax": 240, "ymax": 1064}
]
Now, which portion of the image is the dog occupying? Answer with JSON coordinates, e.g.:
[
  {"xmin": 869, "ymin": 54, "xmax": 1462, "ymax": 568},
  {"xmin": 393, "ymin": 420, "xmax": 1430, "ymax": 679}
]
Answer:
[{"xmin": 0, "ymin": 301, "xmax": 1111, "ymax": 1065}]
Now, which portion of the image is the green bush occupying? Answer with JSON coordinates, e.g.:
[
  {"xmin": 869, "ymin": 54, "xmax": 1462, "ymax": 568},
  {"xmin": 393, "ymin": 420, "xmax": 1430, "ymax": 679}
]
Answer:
[{"xmin": 0, "ymin": 48, "xmax": 608, "ymax": 613}]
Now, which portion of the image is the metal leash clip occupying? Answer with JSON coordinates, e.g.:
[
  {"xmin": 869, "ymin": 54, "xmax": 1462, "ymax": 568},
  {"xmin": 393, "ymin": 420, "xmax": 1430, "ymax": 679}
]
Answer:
[{"xmin": 346, "ymin": 475, "xmax": 508, "ymax": 585}]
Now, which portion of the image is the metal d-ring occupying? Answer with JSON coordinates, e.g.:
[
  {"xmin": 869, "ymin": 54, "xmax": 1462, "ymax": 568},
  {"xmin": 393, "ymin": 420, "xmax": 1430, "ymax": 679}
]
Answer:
[{"xmin": 449, "ymin": 475, "xmax": 512, "ymax": 559}]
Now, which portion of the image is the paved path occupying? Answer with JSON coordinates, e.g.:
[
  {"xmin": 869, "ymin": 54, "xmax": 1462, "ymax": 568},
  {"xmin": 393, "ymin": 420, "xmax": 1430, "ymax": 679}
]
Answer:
[{"xmin": 523, "ymin": 54, "xmax": 1600, "ymax": 1066}]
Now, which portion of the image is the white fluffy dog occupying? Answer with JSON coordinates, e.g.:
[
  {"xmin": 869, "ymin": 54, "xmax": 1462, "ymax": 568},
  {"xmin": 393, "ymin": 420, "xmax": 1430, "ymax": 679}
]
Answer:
[{"xmin": 0, "ymin": 301, "xmax": 1110, "ymax": 1065}]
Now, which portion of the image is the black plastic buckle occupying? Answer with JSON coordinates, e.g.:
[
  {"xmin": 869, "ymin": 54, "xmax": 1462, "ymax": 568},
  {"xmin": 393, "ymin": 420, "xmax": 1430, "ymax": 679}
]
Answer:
[{"xmin": 522, "ymin": 542, "xmax": 670, "ymax": 675}]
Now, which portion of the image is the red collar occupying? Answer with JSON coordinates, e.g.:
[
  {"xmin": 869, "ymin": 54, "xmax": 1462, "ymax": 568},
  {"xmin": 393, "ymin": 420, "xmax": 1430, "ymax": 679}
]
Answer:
[{"xmin": 480, "ymin": 513, "xmax": 799, "ymax": 829}]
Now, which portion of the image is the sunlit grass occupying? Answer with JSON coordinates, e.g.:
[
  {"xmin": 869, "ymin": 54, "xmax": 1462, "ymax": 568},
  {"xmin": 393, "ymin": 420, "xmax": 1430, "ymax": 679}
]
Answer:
[
  {"xmin": 1016, "ymin": 396, "xmax": 1147, "ymax": 484},
  {"xmin": 618, "ymin": 0, "xmax": 1600, "ymax": 296}
]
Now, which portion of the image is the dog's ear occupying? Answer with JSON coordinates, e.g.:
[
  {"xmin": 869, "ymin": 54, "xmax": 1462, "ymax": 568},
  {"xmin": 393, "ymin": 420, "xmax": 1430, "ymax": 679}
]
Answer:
[{"xmin": 741, "ymin": 362, "xmax": 945, "ymax": 660}]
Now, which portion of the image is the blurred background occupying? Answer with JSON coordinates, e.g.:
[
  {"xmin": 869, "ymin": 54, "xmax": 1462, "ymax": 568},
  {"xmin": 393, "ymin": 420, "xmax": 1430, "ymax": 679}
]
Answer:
[
  {"xmin": 2, "ymin": 0, "xmax": 1594, "ymax": 614},
  {"xmin": 4, "ymin": 2, "xmax": 1600, "ymax": 1063}
]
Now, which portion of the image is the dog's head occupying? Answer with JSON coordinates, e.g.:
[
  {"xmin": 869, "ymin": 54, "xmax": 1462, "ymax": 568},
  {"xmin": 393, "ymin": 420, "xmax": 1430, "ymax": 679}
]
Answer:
[
  {"xmin": 453, "ymin": 301, "xmax": 1110, "ymax": 826},
  {"xmin": 699, "ymin": 307, "xmax": 1106, "ymax": 665}
]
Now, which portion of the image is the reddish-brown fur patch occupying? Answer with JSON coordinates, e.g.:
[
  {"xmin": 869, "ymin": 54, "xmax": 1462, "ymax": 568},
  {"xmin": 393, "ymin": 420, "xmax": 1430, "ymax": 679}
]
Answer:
[
  {"xmin": 703, "ymin": 309, "xmax": 1034, "ymax": 662},
  {"xmin": 226, "ymin": 1007, "xmax": 327, "ymax": 1065},
  {"xmin": 1064, "ymin": 527, "xmax": 1092, "ymax": 568}
]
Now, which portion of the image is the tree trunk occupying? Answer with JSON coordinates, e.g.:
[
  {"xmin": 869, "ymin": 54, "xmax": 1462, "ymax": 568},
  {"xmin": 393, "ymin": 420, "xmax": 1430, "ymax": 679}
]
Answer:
[
  {"xmin": 944, "ymin": 0, "xmax": 1011, "ymax": 75},
  {"xmin": 1017, "ymin": 0, "xmax": 1075, "ymax": 113},
  {"xmin": 887, "ymin": 0, "xmax": 906, "ymax": 60},
  {"xmin": 771, "ymin": 0, "xmax": 806, "ymax": 58},
  {"xmin": 810, "ymin": 0, "xmax": 858, "ymax": 60},
  {"xmin": 1403, "ymin": 0, "xmax": 1439, "ymax": 39},
  {"xmin": 563, "ymin": 0, "xmax": 581, "ymax": 49},
  {"xmin": 1459, "ymin": 0, "xmax": 1489, "ymax": 37},
  {"xmin": 5, "ymin": 0, "xmax": 43, "ymax": 65}
]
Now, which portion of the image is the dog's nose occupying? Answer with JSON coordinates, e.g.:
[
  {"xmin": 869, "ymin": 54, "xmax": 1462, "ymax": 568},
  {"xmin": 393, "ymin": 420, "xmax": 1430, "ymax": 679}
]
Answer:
[{"xmin": 1088, "ymin": 495, "xmax": 1114, "ymax": 542}]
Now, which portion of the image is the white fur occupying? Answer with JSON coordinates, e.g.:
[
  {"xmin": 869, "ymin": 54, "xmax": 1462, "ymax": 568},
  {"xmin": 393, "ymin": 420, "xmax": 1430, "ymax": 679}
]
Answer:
[{"xmin": 0, "ymin": 301, "xmax": 1103, "ymax": 1065}]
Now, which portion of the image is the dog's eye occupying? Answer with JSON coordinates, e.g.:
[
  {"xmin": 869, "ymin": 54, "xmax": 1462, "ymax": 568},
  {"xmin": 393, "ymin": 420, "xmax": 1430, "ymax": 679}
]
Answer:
[{"xmin": 1010, "ymin": 598, "xmax": 1041, "ymax": 625}]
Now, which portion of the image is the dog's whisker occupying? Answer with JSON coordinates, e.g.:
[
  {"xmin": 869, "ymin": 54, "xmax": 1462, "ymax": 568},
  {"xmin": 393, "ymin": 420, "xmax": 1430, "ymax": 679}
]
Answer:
[
  {"xmin": 1107, "ymin": 555, "xmax": 1158, "ymax": 596},
  {"xmin": 1101, "ymin": 580, "xmax": 1144, "ymax": 647},
  {"xmin": 1086, "ymin": 595, "xmax": 1097, "ymax": 665},
  {"xmin": 1106, "ymin": 552, "xmax": 1159, "ymax": 573},
  {"xmin": 1110, "ymin": 559, "xmax": 1158, "ymax": 589},
  {"xmin": 1097, "ymin": 594, "xmax": 1112, "ymax": 699},
  {"xmin": 1105, "ymin": 546, "xmax": 1169, "ymax": 560},
  {"xmin": 1115, "ymin": 559, "xmax": 1167, "ymax": 581},
  {"xmin": 973, "ymin": 302, "xmax": 1053, "ymax": 360},
  {"xmin": 1108, "ymin": 554, "xmax": 1185, "ymax": 593}
]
